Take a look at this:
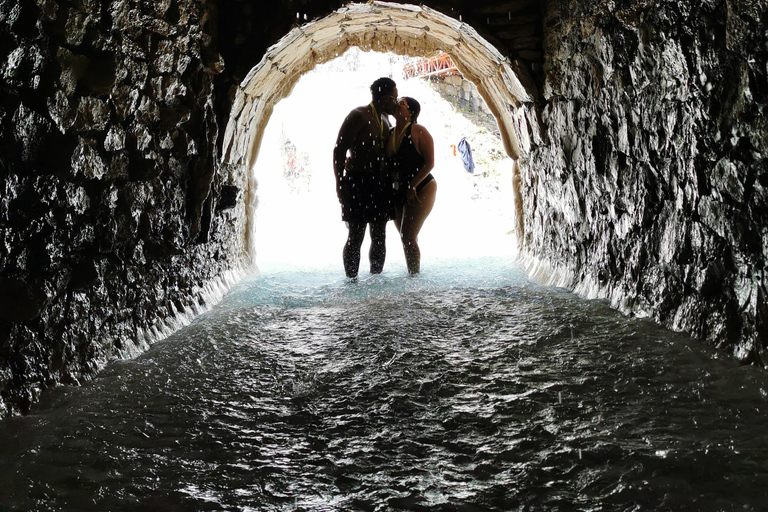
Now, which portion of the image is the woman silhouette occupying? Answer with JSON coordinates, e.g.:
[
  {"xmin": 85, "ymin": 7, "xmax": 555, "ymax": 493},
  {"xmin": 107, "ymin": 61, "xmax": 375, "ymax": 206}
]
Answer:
[{"xmin": 386, "ymin": 97, "xmax": 436, "ymax": 274}]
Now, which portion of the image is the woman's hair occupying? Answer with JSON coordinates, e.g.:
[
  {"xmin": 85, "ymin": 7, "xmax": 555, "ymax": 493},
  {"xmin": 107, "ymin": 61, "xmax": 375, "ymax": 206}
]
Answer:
[
  {"xmin": 370, "ymin": 77, "xmax": 397, "ymax": 101},
  {"xmin": 403, "ymin": 96, "xmax": 421, "ymax": 123}
]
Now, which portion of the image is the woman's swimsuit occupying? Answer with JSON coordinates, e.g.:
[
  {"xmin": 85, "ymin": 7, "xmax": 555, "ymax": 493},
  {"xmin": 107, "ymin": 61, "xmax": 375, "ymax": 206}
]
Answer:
[{"xmin": 391, "ymin": 124, "xmax": 434, "ymax": 205}]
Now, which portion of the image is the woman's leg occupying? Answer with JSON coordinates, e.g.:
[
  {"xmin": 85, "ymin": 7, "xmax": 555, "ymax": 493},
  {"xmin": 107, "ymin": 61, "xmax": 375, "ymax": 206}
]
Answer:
[{"xmin": 400, "ymin": 180, "xmax": 437, "ymax": 274}]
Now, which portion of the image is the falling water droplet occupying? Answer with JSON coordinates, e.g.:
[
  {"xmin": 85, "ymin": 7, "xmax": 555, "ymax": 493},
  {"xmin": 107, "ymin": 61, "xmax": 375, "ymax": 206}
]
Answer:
[
  {"xmin": 558, "ymin": 391, "xmax": 562, "ymax": 404},
  {"xmin": 579, "ymin": 449, "xmax": 582, "ymax": 460}
]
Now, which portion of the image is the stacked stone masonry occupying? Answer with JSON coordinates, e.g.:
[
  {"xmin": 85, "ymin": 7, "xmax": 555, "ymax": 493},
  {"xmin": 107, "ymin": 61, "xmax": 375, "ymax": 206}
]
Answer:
[{"xmin": 431, "ymin": 74, "xmax": 494, "ymax": 117}]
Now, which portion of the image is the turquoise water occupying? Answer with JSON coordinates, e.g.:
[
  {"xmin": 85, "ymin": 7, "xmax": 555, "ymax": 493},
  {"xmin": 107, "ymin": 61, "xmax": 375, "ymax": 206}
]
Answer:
[{"xmin": 1, "ymin": 256, "xmax": 767, "ymax": 511}]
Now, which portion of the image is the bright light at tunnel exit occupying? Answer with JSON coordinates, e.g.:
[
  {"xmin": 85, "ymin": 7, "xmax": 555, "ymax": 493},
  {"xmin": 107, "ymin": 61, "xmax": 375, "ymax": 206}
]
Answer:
[{"xmin": 252, "ymin": 49, "xmax": 518, "ymax": 273}]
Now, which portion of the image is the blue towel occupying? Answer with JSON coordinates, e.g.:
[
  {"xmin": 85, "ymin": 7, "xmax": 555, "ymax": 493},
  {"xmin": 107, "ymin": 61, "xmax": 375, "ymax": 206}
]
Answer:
[{"xmin": 458, "ymin": 137, "xmax": 475, "ymax": 174}]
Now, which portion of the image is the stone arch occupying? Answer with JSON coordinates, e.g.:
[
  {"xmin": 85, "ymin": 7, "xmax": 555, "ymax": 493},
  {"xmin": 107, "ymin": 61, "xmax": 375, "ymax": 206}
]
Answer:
[{"xmin": 221, "ymin": 1, "xmax": 536, "ymax": 263}]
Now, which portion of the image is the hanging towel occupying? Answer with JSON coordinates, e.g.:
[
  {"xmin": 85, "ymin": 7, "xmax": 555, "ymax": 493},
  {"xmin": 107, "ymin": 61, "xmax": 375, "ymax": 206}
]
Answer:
[{"xmin": 457, "ymin": 137, "xmax": 475, "ymax": 174}]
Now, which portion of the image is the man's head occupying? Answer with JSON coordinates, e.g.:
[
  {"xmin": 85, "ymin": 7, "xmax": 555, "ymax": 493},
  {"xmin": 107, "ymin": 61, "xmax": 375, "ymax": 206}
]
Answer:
[{"xmin": 370, "ymin": 77, "xmax": 398, "ymax": 114}]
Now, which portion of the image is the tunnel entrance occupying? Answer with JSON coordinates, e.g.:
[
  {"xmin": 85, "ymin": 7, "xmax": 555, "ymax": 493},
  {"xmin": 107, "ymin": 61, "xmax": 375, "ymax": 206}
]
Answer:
[
  {"xmin": 221, "ymin": 1, "xmax": 535, "ymax": 268},
  {"xmin": 252, "ymin": 49, "xmax": 518, "ymax": 271}
]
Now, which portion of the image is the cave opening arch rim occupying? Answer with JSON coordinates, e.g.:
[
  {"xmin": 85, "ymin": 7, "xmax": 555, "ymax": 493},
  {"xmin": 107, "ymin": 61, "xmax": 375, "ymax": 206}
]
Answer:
[{"xmin": 221, "ymin": 1, "xmax": 534, "ymax": 265}]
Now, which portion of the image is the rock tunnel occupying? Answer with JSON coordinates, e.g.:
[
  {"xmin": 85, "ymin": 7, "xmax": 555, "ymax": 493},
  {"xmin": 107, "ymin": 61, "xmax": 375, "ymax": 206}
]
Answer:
[{"xmin": 0, "ymin": 0, "xmax": 765, "ymax": 418}]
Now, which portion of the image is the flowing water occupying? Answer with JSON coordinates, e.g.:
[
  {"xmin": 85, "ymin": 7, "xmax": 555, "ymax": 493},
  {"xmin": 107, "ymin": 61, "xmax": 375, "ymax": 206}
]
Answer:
[{"xmin": 1, "ymin": 257, "xmax": 768, "ymax": 511}]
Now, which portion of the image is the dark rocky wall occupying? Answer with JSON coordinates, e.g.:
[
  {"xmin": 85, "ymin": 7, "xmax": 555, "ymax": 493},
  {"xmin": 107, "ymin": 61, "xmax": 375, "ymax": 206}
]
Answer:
[
  {"xmin": 0, "ymin": 0, "xmax": 245, "ymax": 417},
  {"xmin": 519, "ymin": 0, "xmax": 767, "ymax": 362}
]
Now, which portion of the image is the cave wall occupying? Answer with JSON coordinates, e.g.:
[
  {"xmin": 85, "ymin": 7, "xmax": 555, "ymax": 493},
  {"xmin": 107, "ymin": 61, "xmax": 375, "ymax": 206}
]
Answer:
[
  {"xmin": 0, "ymin": 0, "xmax": 247, "ymax": 417},
  {"xmin": 1, "ymin": 0, "xmax": 765, "ymax": 419},
  {"xmin": 517, "ymin": 0, "xmax": 767, "ymax": 362}
]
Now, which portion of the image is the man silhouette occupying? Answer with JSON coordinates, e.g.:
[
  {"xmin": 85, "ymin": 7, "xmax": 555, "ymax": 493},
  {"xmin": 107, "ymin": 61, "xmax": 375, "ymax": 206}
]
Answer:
[{"xmin": 333, "ymin": 77, "xmax": 398, "ymax": 278}]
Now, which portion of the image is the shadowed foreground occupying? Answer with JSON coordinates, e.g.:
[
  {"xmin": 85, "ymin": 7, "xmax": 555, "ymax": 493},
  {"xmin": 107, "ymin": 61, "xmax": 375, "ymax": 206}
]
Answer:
[{"xmin": 1, "ymin": 258, "xmax": 767, "ymax": 511}]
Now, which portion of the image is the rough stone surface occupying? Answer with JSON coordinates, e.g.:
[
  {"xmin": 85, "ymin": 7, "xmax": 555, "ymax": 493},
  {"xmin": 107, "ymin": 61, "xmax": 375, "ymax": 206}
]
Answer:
[
  {"xmin": 517, "ymin": 0, "xmax": 767, "ymax": 363},
  {"xmin": 0, "ymin": 0, "xmax": 245, "ymax": 417}
]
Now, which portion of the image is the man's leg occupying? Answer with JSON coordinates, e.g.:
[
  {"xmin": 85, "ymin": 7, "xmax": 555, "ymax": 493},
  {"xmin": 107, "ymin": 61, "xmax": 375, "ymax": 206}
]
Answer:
[
  {"xmin": 369, "ymin": 221, "xmax": 387, "ymax": 274},
  {"xmin": 343, "ymin": 222, "xmax": 366, "ymax": 278}
]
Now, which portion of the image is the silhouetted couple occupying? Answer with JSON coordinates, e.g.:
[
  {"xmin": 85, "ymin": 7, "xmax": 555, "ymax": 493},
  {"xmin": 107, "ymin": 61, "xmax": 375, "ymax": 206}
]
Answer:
[{"xmin": 333, "ymin": 77, "xmax": 437, "ymax": 278}]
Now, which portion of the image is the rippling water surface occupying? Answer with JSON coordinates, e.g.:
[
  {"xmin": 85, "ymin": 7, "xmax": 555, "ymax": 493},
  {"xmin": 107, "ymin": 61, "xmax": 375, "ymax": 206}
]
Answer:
[{"xmin": 2, "ymin": 257, "xmax": 768, "ymax": 511}]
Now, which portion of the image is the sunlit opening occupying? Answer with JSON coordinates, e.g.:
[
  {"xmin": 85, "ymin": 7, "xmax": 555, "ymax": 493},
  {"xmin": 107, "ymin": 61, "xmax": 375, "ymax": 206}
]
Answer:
[{"xmin": 252, "ymin": 49, "xmax": 518, "ymax": 274}]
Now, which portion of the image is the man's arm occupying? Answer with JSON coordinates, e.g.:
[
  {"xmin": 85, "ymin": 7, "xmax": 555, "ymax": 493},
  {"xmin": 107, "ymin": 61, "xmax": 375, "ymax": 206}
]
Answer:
[{"xmin": 333, "ymin": 109, "xmax": 363, "ymax": 200}]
